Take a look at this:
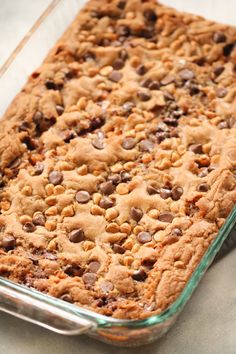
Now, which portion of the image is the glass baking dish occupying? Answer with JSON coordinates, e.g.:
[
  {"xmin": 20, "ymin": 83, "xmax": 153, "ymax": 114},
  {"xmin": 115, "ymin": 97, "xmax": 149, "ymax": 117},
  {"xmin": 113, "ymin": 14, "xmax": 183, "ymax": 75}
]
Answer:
[{"xmin": 0, "ymin": 0, "xmax": 236, "ymax": 347}]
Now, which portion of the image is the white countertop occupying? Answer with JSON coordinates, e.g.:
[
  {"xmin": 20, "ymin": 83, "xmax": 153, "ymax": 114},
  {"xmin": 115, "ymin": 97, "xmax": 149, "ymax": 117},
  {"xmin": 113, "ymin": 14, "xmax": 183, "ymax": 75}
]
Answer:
[{"xmin": 0, "ymin": 1, "xmax": 236, "ymax": 353}]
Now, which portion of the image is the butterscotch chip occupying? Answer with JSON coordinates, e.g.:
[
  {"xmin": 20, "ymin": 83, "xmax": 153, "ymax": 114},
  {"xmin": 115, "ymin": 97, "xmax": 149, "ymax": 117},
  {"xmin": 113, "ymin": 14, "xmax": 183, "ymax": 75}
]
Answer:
[
  {"xmin": 19, "ymin": 215, "xmax": 32, "ymax": 224},
  {"xmin": 105, "ymin": 223, "xmax": 119, "ymax": 233},
  {"xmin": 116, "ymin": 183, "xmax": 129, "ymax": 195},
  {"xmin": 45, "ymin": 206, "xmax": 58, "ymax": 216},
  {"xmin": 90, "ymin": 205, "xmax": 104, "ymax": 216}
]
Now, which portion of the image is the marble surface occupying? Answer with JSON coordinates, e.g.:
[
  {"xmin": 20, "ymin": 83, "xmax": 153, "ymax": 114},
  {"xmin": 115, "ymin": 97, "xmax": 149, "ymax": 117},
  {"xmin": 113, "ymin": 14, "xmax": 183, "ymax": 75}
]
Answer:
[{"xmin": 0, "ymin": 1, "xmax": 236, "ymax": 353}]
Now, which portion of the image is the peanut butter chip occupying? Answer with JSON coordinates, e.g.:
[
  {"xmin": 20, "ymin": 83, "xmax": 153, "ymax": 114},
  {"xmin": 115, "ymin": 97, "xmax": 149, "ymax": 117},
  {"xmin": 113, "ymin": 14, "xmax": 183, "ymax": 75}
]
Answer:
[
  {"xmin": 171, "ymin": 186, "xmax": 183, "ymax": 201},
  {"xmin": 100, "ymin": 281, "xmax": 114, "ymax": 292},
  {"xmin": 32, "ymin": 212, "xmax": 46, "ymax": 226},
  {"xmin": 137, "ymin": 231, "xmax": 152, "ymax": 243},
  {"xmin": 132, "ymin": 269, "xmax": 147, "ymax": 281},
  {"xmin": 130, "ymin": 207, "xmax": 143, "ymax": 222},
  {"xmin": 23, "ymin": 222, "xmax": 36, "ymax": 233},
  {"xmin": 76, "ymin": 190, "xmax": 90, "ymax": 203},
  {"xmin": 100, "ymin": 181, "xmax": 115, "ymax": 195},
  {"xmin": 99, "ymin": 197, "xmax": 114, "ymax": 209},
  {"xmin": 82, "ymin": 272, "xmax": 97, "ymax": 285},
  {"xmin": 88, "ymin": 261, "xmax": 100, "ymax": 273},
  {"xmin": 2, "ymin": 235, "xmax": 16, "ymax": 251},
  {"xmin": 69, "ymin": 229, "xmax": 85, "ymax": 243},
  {"xmin": 48, "ymin": 171, "xmax": 63, "ymax": 185},
  {"xmin": 139, "ymin": 140, "xmax": 154, "ymax": 152},
  {"xmin": 113, "ymin": 244, "xmax": 126, "ymax": 254},
  {"xmin": 158, "ymin": 212, "xmax": 174, "ymax": 223},
  {"xmin": 122, "ymin": 137, "xmax": 136, "ymax": 150}
]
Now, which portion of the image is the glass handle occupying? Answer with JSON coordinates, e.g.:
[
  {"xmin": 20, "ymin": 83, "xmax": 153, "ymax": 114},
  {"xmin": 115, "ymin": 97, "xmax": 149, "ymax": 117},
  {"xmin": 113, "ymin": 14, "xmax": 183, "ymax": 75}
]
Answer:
[{"xmin": 0, "ymin": 281, "xmax": 95, "ymax": 335}]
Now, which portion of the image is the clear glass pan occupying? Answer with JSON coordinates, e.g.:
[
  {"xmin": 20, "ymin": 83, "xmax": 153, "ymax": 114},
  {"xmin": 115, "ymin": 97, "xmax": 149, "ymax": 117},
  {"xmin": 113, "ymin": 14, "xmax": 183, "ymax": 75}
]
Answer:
[{"xmin": 0, "ymin": 0, "xmax": 235, "ymax": 347}]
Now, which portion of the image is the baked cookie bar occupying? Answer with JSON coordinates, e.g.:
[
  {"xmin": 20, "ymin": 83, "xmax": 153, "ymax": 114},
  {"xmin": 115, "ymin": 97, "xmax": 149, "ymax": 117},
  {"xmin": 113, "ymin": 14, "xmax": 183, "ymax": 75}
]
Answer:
[{"xmin": 0, "ymin": 0, "xmax": 236, "ymax": 319}]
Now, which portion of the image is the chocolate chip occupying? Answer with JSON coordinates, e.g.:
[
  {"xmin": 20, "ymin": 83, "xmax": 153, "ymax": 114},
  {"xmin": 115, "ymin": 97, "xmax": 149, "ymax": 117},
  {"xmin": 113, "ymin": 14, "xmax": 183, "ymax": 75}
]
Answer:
[
  {"xmin": 136, "ymin": 64, "xmax": 147, "ymax": 75},
  {"xmin": 23, "ymin": 222, "xmax": 36, "ymax": 233},
  {"xmin": 223, "ymin": 43, "xmax": 235, "ymax": 56},
  {"xmin": 159, "ymin": 188, "xmax": 172, "ymax": 200},
  {"xmin": 171, "ymin": 186, "xmax": 183, "ymax": 201},
  {"xmin": 143, "ymin": 9, "xmax": 157, "ymax": 22},
  {"xmin": 56, "ymin": 105, "xmax": 64, "ymax": 115},
  {"xmin": 122, "ymin": 101, "xmax": 135, "ymax": 113},
  {"xmin": 88, "ymin": 261, "xmax": 100, "ymax": 273},
  {"xmin": 100, "ymin": 181, "xmax": 115, "ymax": 195},
  {"xmin": 19, "ymin": 121, "xmax": 30, "ymax": 132},
  {"xmin": 137, "ymin": 231, "xmax": 152, "ymax": 244},
  {"xmin": 63, "ymin": 130, "xmax": 77, "ymax": 143},
  {"xmin": 45, "ymin": 252, "xmax": 58, "ymax": 260},
  {"xmin": 156, "ymin": 131, "xmax": 169, "ymax": 143},
  {"xmin": 218, "ymin": 121, "xmax": 228, "ymax": 129},
  {"xmin": 9, "ymin": 157, "xmax": 21, "ymax": 169},
  {"xmin": 33, "ymin": 111, "xmax": 43, "ymax": 124},
  {"xmin": 45, "ymin": 80, "xmax": 58, "ymax": 90},
  {"xmin": 122, "ymin": 137, "xmax": 136, "ymax": 150},
  {"xmin": 213, "ymin": 32, "xmax": 227, "ymax": 43},
  {"xmin": 117, "ymin": 25, "xmax": 130, "ymax": 37},
  {"xmin": 186, "ymin": 82, "xmax": 200, "ymax": 95},
  {"xmin": 171, "ymin": 228, "xmax": 183, "ymax": 236},
  {"xmin": 160, "ymin": 75, "xmax": 175, "ymax": 86},
  {"xmin": 141, "ymin": 78, "xmax": 152, "ymax": 88},
  {"xmin": 2, "ymin": 235, "xmax": 16, "ymax": 251},
  {"xmin": 198, "ymin": 183, "xmax": 210, "ymax": 192},
  {"xmin": 147, "ymin": 185, "xmax": 159, "ymax": 195},
  {"xmin": 179, "ymin": 69, "xmax": 195, "ymax": 81},
  {"xmin": 139, "ymin": 139, "xmax": 154, "ymax": 152},
  {"xmin": 76, "ymin": 190, "xmax": 91, "ymax": 203},
  {"xmin": 65, "ymin": 265, "xmax": 83, "ymax": 277},
  {"xmin": 120, "ymin": 171, "xmax": 131, "ymax": 182},
  {"xmin": 214, "ymin": 66, "xmax": 224, "ymax": 76},
  {"xmin": 216, "ymin": 87, "xmax": 228, "ymax": 98},
  {"xmin": 198, "ymin": 168, "xmax": 209, "ymax": 178},
  {"xmin": 48, "ymin": 171, "xmax": 63, "ymax": 185},
  {"xmin": 99, "ymin": 281, "xmax": 114, "ymax": 292},
  {"xmin": 82, "ymin": 272, "xmax": 97, "ymax": 285},
  {"xmin": 132, "ymin": 269, "xmax": 147, "ymax": 281},
  {"xmin": 189, "ymin": 144, "xmax": 203, "ymax": 154},
  {"xmin": 119, "ymin": 49, "xmax": 128, "ymax": 61},
  {"xmin": 32, "ymin": 213, "xmax": 46, "ymax": 226},
  {"xmin": 137, "ymin": 91, "xmax": 151, "ymax": 101},
  {"xmin": 149, "ymin": 80, "xmax": 159, "ymax": 90},
  {"xmin": 112, "ymin": 58, "xmax": 124, "ymax": 70},
  {"xmin": 23, "ymin": 136, "xmax": 38, "ymax": 150},
  {"xmin": 117, "ymin": 0, "xmax": 126, "ymax": 9},
  {"xmin": 69, "ymin": 228, "xmax": 85, "ymax": 243},
  {"xmin": 158, "ymin": 212, "xmax": 174, "ymax": 223},
  {"xmin": 108, "ymin": 70, "xmax": 123, "ymax": 82},
  {"xmin": 141, "ymin": 258, "xmax": 156, "ymax": 268},
  {"xmin": 108, "ymin": 174, "xmax": 121, "ymax": 185},
  {"xmin": 130, "ymin": 207, "xmax": 143, "ymax": 222},
  {"xmin": 34, "ymin": 163, "xmax": 44, "ymax": 176},
  {"xmin": 99, "ymin": 197, "xmax": 114, "ymax": 209},
  {"xmin": 113, "ymin": 244, "xmax": 126, "ymax": 254},
  {"xmin": 163, "ymin": 117, "xmax": 178, "ymax": 127},
  {"xmin": 61, "ymin": 294, "xmax": 73, "ymax": 303},
  {"xmin": 92, "ymin": 136, "xmax": 104, "ymax": 149}
]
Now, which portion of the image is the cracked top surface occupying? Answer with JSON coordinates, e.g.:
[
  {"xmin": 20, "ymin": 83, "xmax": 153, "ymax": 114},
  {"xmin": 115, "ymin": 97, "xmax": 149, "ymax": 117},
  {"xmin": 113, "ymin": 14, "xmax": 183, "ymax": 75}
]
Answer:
[{"xmin": 0, "ymin": 0, "xmax": 236, "ymax": 319}]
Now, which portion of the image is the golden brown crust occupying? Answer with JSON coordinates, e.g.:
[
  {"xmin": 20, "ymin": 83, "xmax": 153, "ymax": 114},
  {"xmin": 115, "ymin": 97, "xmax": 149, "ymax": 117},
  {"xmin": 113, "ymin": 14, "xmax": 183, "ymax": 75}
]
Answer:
[{"xmin": 0, "ymin": 0, "xmax": 236, "ymax": 319}]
